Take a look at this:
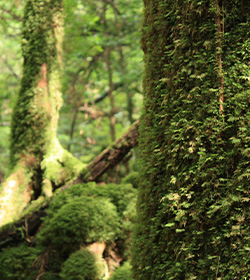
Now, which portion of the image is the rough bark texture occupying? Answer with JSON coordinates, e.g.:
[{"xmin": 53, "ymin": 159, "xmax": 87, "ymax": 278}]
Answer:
[{"xmin": 133, "ymin": 1, "xmax": 249, "ymax": 279}]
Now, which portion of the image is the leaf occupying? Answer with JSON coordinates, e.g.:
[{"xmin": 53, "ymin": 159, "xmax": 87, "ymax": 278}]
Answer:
[
  {"xmin": 230, "ymin": 137, "xmax": 241, "ymax": 144},
  {"xmin": 165, "ymin": 222, "xmax": 175, "ymax": 227},
  {"xmin": 176, "ymin": 229, "xmax": 185, "ymax": 233}
]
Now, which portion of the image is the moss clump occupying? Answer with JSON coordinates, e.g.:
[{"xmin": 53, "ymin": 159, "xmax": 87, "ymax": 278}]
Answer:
[
  {"xmin": 0, "ymin": 244, "xmax": 41, "ymax": 280},
  {"xmin": 46, "ymin": 182, "xmax": 137, "ymax": 219},
  {"xmin": 37, "ymin": 196, "xmax": 120, "ymax": 256},
  {"xmin": 110, "ymin": 262, "xmax": 134, "ymax": 280},
  {"xmin": 60, "ymin": 249, "xmax": 104, "ymax": 280}
]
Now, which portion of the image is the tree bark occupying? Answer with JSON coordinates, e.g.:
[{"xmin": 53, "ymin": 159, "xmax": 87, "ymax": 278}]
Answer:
[{"xmin": 133, "ymin": 1, "xmax": 249, "ymax": 279}]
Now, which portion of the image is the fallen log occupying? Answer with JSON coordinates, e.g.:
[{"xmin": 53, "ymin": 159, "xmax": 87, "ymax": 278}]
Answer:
[{"xmin": 81, "ymin": 119, "xmax": 139, "ymax": 182}]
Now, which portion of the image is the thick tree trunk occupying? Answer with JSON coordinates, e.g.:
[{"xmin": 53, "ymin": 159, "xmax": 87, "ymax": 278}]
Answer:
[
  {"xmin": 0, "ymin": 120, "xmax": 139, "ymax": 249},
  {"xmin": 0, "ymin": 0, "xmax": 84, "ymax": 226},
  {"xmin": 133, "ymin": 1, "xmax": 249, "ymax": 279}
]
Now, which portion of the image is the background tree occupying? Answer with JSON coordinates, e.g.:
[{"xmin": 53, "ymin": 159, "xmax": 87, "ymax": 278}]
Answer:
[
  {"xmin": 133, "ymin": 1, "xmax": 249, "ymax": 279},
  {"xmin": 0, "ymin": 0, "xmax": 142, "ymax": 224},
  {"xmin": 0, "ymin": 0, "xmax": 85, "ymax": 226}
]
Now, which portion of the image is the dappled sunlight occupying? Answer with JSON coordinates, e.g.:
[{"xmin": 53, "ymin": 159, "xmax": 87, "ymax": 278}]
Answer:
[
  {"xmin": 0, "ymin": 178, "xmax": 17, "ymax": 225},
  {"xmin": 0, "ymin": 164, "xmax": 33, "ymax": 226},
  {"xmin": 44, "ymin": 137, "xmax": 64, "ymax": 163}
]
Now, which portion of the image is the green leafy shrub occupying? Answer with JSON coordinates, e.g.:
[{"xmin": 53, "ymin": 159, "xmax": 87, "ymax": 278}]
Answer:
[
  {"xmin": 60, "ymin": 249, "xmax": 104, "ymax": 280},
  {"xmin": 110, "ymin": 262, "xmax": 134, "ymax": 280},
  {"xmin": 37, "ymin": 196, "xmax": 120, "ymax": 256},
  {"xmin": 0, "ymin": 244, "xmax": 41, "ymax": 280}
]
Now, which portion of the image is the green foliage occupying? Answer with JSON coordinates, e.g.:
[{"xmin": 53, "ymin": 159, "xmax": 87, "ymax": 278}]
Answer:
[
  {"xmin": 122, "ymin": 196, "xmax": 137, "ymax": 233},
  {"xmin": 110, "ymin": 262, "xmax": 134, "ymax": 280},
  {"xmin": 0, "ymin": 2, "xmax": 23, "ymax": 179},
  {"xmin": 2, "ymin": 182, "xmax": 137, "ymax": 279},
  {"xmin": 58, "ymin": 0, "xmax": 143, "ymax": 159},
  {"xmin": 121, "ymin": 171, "xmax": 139, "ymax": 188},
  {"xmin": 60, "ymin": 249, "xmax": 104, "ymax": 280},
  {"xmin": 0, "ymin": 244, "xmax": 41, "ymax": 280},
  {"xmin": 0, "ymin": 127, "xmax": 10, "ymax": 180},
  {"xmin": 121, "ymin": 196, "xmax": 137, "ymax": 259},
  {"xmin": 133, "ymin": 0, "xmax": 250, "ymax": 279},
  {"xmin": 37, "ymin": 196, "xmax": 120, "ymax": 256}
]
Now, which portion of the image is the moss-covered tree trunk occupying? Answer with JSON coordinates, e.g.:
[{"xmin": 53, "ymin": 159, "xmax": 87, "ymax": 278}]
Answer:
[
  {"xmin": 0, "ymin": 0, "xmax": 84, "ymax": 226},
  {"xmin": 133, "ymin": 1, "xmax": 249, "ymax": 279}
]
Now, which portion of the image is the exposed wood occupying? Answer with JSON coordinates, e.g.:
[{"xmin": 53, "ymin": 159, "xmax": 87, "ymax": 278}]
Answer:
[{"xmin": 0, "ymin": 120, "xmax": 139, "ymax": 249}]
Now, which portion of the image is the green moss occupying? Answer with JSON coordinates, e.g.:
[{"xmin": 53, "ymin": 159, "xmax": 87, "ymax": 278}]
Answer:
[
  {"xmin": 46, "ymin": 182, "xmax": 137, "ymax": 219},
  {"xmin": 133, "ymin": 0, "xmax": 250, "ymax": 279},
  {"xmin": 10, "ymin": 0, "xmax": 64, "ymax": 166},
  {"xmin": 0, "ymin": 244, "xmax": 41, "ymax": 280},
  {"xmin": 60, "ymin": 249, "xmax": 104, "ymax": 280},
  {"xmin": 21, "ymin": 195, "xmax": 49, "ymax": 217},
  {"xmin": 110, "ymin": 262, "xmax": 134, "ymax": 280},
  {"xmin": 41, "ymin": 139, "xmax": 86, "ymax": 187},
  {"xmin": 121, "ymin": 196, "xmax": 137, "ymax": 259},
  {"xmin": 41, "ymin": 179, "xmax": 53, "ymax": 197},
  {"xmin": 37, "ymin": 196, "xmax": 121, "ymax": 256}
]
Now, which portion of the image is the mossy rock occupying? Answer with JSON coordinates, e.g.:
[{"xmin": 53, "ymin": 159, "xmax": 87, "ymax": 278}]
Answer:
[
  {"xmin": 110, "ymin": 262, "xmax": 134, "ymax": 280},
  {"xmin": 37, "ymin": 196, "xmax": 121, "ymax": 256},
  {"xmin": 0, "ymin": 244, "xmax": 41, "ymax": 280},
  {"xmin": 60, "ymin": 249, "xmax": 104, "ymax": 280}
]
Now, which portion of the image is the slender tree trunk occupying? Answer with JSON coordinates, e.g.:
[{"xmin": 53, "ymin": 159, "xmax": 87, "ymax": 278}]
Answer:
[
  {"xmin": 133, "ymin": 1, "xmax": 249, "ymax": 279},
  {"xmin": 0, "ymin": 0, "xmax": 84, "ymax": 226},
  {"xmin": 106, "ymin": 48, "xmax": 116, "ymax": 142}
]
